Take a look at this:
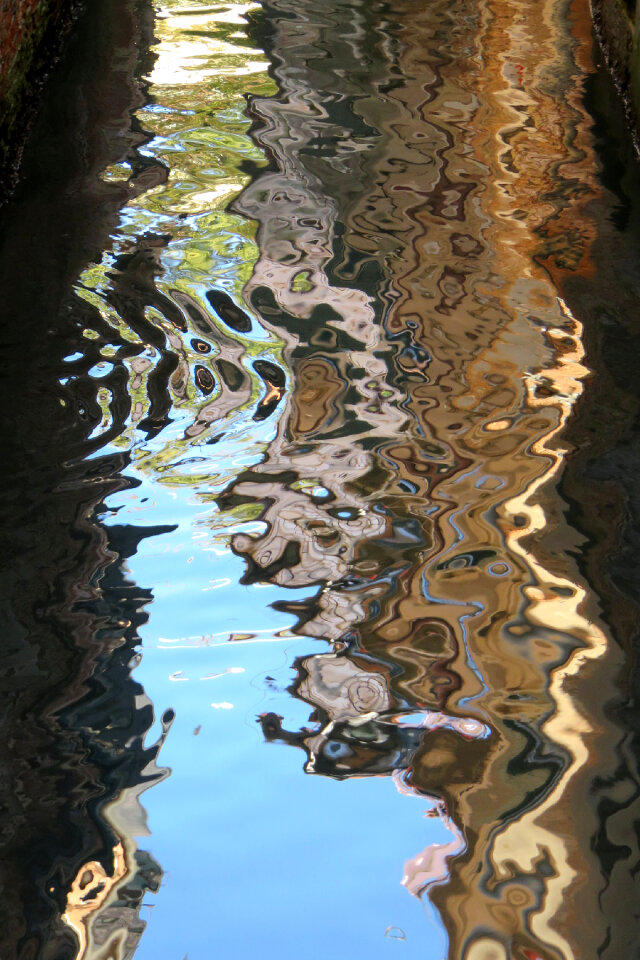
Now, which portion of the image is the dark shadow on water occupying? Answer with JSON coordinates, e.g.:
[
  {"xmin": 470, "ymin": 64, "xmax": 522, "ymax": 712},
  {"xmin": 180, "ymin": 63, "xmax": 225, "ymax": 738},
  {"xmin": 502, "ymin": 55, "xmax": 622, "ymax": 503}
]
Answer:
[
  {"xmin": 555, "ymin": 51, "xmax": 640, "ymax": 960},
  {"xmin": 0, "ymin": 1, "xmax": 172, "ymax": 955}
]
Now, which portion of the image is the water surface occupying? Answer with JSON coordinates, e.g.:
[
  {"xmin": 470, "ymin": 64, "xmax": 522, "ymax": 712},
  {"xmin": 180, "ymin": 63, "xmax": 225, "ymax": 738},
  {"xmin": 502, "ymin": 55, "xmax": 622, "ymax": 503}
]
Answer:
[{"xmin": 2, "ymin": 1, "xmax": 640, "ymax": 959}]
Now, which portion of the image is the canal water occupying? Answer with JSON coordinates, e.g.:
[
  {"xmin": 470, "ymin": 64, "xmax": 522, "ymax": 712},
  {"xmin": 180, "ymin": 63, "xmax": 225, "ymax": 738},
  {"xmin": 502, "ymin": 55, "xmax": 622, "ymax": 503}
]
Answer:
[{"xmin": 2, "ymin": 0, "xmax": 640, "ymax": 958}]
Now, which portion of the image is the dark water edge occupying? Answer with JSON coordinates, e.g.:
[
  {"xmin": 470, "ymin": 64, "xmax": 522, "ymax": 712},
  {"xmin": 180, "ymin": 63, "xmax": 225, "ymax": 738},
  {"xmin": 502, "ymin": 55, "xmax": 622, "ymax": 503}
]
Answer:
[
  {"xmin": 554, "ymin": 55, "xmax": 640, "ymax": 959},
  {"xmin": 1, "ymin": 0, "xmax": 640, "ymax": 958},
  {"xmin": 0, "ymin": 2, "xmax": 167, "ymax": 955}
]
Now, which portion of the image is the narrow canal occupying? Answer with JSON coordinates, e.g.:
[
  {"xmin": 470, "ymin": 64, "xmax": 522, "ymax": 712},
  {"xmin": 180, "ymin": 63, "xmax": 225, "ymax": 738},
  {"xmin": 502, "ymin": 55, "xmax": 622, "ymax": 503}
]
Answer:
[{"xmin": 2, "ymin": 0, "xmax": 640, "ymax": 958}]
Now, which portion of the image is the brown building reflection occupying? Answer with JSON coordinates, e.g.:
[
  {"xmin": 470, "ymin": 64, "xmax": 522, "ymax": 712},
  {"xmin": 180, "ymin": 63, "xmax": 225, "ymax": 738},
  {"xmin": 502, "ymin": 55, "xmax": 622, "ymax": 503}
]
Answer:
[{"xmin": 220, "ymin": 0, "xmax": 640, "ymax": 958}]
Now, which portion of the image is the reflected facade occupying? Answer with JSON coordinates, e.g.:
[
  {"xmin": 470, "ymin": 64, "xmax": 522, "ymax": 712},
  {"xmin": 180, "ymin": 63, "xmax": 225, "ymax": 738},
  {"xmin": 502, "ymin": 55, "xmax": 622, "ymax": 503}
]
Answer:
[{"xmin": 1, "ymin": 0, "xmax": 640, "ymax": 958}]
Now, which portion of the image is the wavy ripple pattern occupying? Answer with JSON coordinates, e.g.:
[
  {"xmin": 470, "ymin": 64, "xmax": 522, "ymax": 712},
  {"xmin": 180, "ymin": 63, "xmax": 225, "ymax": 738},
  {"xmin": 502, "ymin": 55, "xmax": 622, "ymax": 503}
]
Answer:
[{"xmin": 2, "ymin": 0, "xmax": 640, "ymax": 958}]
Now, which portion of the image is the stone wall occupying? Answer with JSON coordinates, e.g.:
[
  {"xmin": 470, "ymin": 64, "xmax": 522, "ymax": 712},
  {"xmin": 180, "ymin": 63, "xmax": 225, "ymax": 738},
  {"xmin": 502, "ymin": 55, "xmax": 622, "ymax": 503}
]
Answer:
[
  {"xmin": 0, "ymin": 0, "xmax": 77, "ymax": 196},
  {"xmin": 591, "ymin": 0, "xmax": 640, "ymax": 145}
]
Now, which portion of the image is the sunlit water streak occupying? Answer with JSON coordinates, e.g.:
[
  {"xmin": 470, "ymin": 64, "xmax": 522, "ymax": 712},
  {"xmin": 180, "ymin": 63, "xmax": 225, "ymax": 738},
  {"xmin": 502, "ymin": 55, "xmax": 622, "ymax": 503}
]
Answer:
[{"xmin": 2, "ymin": 0, "xmax": 640, "ymax": 958}]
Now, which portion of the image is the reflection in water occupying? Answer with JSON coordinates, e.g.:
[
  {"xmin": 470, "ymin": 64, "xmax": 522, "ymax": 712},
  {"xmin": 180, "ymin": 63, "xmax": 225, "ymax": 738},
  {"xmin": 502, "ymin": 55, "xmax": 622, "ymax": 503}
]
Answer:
[
  {"xmin": 0, "ymin": 3, "xmax": 174, "ymax": 957},
  {"xmin": 58, "ymin": 524, "xmax": 172, "ymax": 960},
  {"xmin": 227, "ymin": 0, "xmax": 640, "ymax": 957},
  {"xmin": 2, "ymin": 0, "xmax": 640, "ymax": 957}
]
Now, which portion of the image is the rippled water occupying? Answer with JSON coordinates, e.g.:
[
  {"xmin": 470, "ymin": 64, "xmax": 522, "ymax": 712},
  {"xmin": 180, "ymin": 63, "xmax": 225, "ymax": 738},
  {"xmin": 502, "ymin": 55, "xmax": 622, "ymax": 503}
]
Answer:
[{"xmin": 2, "ymin": 0, "xmax": 640, "ymax": 957}]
